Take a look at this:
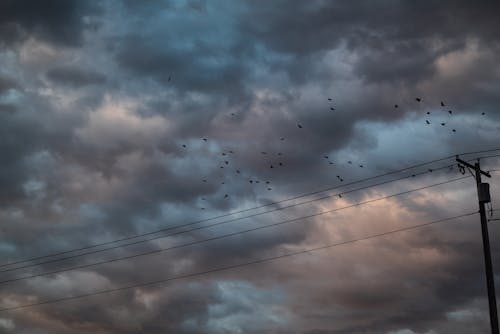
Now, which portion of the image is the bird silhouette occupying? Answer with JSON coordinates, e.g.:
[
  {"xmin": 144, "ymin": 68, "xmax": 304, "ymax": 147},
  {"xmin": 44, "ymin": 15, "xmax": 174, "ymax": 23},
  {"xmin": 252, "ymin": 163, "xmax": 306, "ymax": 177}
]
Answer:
[
  {"xmin": 452, "ymin": 129, "xmax": 456, "ymax": 132},
  {"xmin": 324, "ymin": 156, "xmax": 329, "ymax": 159},
  {"xmin": 203, "ymin": 138, "xmax": 207, "ymax": 142},
  {"xmin": 224, "ymin": 194, "xmax": 229, "ymax": 198},
  {"xmin": 441, "ymin": 101, "xmax": 445, "ymax": 107},
  {"xmin": 441, "ymin": 122, "xmax": 446, "ymax": 126},
  {"xmin": 448, "ymin": 110, "xmax": 452, "ymax": 114},
  {"xmin": 482, "ymin": 112, "xmax": 486, "ymax": 115},
  {"xmin": 416, "ymin": 97, "xmax": 422, "ymax": 102},
  {"xmin": 279, "ymin": 162, "xmax": 283, "ymax": 166},
  {"xmin": 394, "ymin": 104, "xmax": 398, "ymax": 109},
  {"xmin": 270, "ymin": 165, "xmax": 274, "ymax": 169},
  {"xmin": 297, "ymin": 124, "xmax": 303, "ymax": 129},
  {"xmin": 280, "ymin": 137, "xmax": 285, "ymax": 141},
  {"xmin": 426, "ymin": 120, "xmax": 430, "ymax": 125},
  {"xmin": 328, "ymin": 98, "xmax": 333, "ymax": 101},
  {"xmin": 182, "ymin": 144, "xmax": 186, "ymax": 148},
  {"xmin": 330, "ymin": 107, "xmax": 335, "ymax": 111}
]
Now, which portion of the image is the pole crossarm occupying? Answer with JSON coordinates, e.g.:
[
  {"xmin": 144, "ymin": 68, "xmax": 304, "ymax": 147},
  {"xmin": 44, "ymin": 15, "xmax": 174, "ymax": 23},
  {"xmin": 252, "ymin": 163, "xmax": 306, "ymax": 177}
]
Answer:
[{"xmin": 456, "ymin": 156, "xmax": 492, "ymax": 178}]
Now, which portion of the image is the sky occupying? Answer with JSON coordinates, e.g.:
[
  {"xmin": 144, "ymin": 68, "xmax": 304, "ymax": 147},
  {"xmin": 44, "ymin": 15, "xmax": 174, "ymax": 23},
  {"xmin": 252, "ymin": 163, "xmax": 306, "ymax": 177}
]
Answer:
[{"xmin": 1, "ymin": 1, "xmax": 500, "ymax": 333}]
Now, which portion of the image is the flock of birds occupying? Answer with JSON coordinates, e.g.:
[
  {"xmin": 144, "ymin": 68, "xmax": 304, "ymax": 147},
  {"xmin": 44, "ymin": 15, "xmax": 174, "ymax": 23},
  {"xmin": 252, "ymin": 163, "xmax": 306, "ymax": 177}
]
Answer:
[{"xmin": 178, "ymin": 97, "xmax": 486, "ymax": 210}]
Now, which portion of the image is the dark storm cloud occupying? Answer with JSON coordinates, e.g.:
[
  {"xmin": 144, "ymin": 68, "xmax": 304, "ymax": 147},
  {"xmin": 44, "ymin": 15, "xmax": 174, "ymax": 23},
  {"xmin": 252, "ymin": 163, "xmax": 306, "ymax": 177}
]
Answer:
[
  {"xmin": 46, "ymin": 66, "xmax": 106, "ymax": 87},
  {"xmin": 0, "ymin": 1, "xmax": 499, "ymax": 333},
  {"xmin": 0, "ymin": 0, "xmax": 101, "ymax": 46}
]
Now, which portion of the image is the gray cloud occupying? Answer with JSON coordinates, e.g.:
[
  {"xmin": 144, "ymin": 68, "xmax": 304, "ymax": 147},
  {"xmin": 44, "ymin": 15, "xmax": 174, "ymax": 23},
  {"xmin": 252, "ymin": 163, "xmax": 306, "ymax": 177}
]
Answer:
[{"xmin": 0, "ymin": 1, "xmax": 499, "ymax": 333}]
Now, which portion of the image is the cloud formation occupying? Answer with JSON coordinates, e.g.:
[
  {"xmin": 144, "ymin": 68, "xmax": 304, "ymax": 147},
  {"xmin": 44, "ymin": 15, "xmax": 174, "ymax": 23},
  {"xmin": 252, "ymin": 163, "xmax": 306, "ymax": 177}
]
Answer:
[{"xmin": 0, "ymin": 1, "xmax": 499, "ymax": 333}]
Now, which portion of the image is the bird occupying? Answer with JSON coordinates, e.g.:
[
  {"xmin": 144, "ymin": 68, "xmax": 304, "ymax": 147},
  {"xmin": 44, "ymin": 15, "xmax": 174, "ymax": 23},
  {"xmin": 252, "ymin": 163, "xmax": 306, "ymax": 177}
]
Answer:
[
  {"xmin": 359, "ymin": 164, "xmax": 363, "ymax": 168},
  {"xmin": 249, "ymin": 180, "xmax": 253, "ymax": 184},
  {"xmin": 236, "ymin": 170, "xmax": 241, "ymax": 174},
  {"xmin": 202, "ymin": 179, "xmax": 207, "ymax": 182},
  {"xmin": 330, "ymin": 107, "xmax": 335, "ymax": 111},
  {"xmin": 280, "ymin": 137, "xmax": 285, "ymax": 141},
  {"xmin": 267, "ymin": 187, "xmax": 272, "ymax": 191},
  {"xmin": 220, "ymin": 166, "xmax": 224, "ymax": 169},
  {"xmin": 222, "ymin": 152, "xmax": 226, "ymax": 156},
  {"xmin": 329, "ymin": 161, "xmax": 334, "ymax": 165},
  {"xmin": 328, "ymin": 98, "xmax": 333, "ymax": 101},
  {"xmin": 203, "ymin": 138, "xmax": 207, "ymax": 142},
  {"xmin": 277, "ymin": 152, "xmax": 283, "ymax": 156},
  {"xmin": 426, "ymin": 111, "xmax": 431, "ymax": 115},
  {"xmin": 270, "ymin": 165, "xmax": 274, "ymax": 169},
  {"xmin": 428, "ymin": 169, "xmax": 433, "ymax": 173},
  {"xmin": 201, "ymin": 207, "xmax": 205, "ymax": 210},
  {"xmin": 338, "ymin": 194, "xmax": 342, "ymax": 198},
  {"xmin": 441, "ymin": 101, "xmax": 445, "ymax": 107},
  {"xmin": 265, "ymin": 181, "xmax": 270, "ymax": 184},
  {"xmin": 230, "ymin": 113, "xmax": 235, "ymax": 116},
  {"xmin": 182, "ymin": 144, "xmax": 186, "ymax": 148},
  {"xmin": 297, "ymin": 124, "xmax": 303, "ymax": 129},
  {"xmin": 261, "ymin": 151, "xmax": 267, "ymax": 155},
  {"xmin": 448, "ymin": 110, "xmax": 452, "ymax": 114},
  {"xmin": 168, "ymin": 76, "xmax": 171, "ymax": 82},
  {"xmin": 224, "ymin": 194, "xmax": 229, "ymax": 198},
  {"xmin": 452, "ymin": 129, "xmax": 456, "ymax": 132},
  {"xmin": 482, "ymin": 112, "xmax": 486, "ymax": 115},
  {"xmin": 416, "ymin": 97, "xmax": 422, "ymax": 102},
  {"xmin": 224, "ymin": 161, "xmax": 229, "ymax": 165},
  {"xmin": 279, "ymin": 162, "xmax": 283, "ymax": 166},
  {"xmin": 324, "ymin": 155, "xmax": 329, "ymax": 159},
  {"xmin": 229, "ymin": 150, "xmax": 234, "ymax": 154},
  {"xmin": 426, "ymin": 120, "xmax": 430, "ymax": 124},
  {"xmin": 394, "ymin": 104, "xmax": 398, "ymax": 109},
  {"xmin": 441, "ymin": 122, "xmax": 446, "ymax": 126},
  {"xmin": 348, "ymin": 161, "xmax": 352, "ymax": 164}
]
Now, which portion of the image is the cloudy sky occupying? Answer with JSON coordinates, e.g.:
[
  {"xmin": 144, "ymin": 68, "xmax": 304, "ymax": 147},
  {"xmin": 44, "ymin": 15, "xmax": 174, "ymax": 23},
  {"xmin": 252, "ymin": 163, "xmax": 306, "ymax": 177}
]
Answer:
[{"xmin": 1, "ymin": 1, "xmax": 500, "ymax": 333}]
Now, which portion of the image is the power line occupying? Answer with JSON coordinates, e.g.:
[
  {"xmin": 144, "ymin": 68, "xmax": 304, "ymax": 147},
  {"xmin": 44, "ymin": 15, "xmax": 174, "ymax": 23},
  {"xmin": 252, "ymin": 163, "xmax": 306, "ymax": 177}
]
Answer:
[
  {"xmin": 0, "ymin": 175, "xmax": 473, "ymax": 284},
  {"xmin": 0, "ymin": 164, "xmax": 469, "ymax": 275},
  {"xmin": 0, "ymin": 211, "xmax": 478, "ymax": 312},
  {"xmin": 1, "ymin": 150, "xmax": 498, "ymax": 271}
]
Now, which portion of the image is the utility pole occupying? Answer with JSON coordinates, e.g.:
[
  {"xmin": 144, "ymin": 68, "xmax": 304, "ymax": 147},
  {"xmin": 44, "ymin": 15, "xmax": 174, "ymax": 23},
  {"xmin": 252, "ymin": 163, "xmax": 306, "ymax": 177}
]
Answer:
[{"xmin": 457, "ymin": 156, "xmax": 498, "ymax": 334}]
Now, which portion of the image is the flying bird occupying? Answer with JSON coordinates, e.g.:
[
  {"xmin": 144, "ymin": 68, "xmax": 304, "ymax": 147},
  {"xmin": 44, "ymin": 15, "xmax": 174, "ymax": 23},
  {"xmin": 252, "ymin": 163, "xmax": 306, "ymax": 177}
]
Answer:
[
  {"xmin": 441, "ymin": 101, "xmax": 445, "ymax": 107},
  {"xmin": 297, "ymin": 124, "xmax": 303, "ymax": 129},
  {"xmin": 426, "ymin": 120, "xmax": 430, "ymax": 124},
  {"xmin": 416, "ymin": 97, "xmax": 422, "ymax": 102},
  {"xmin": 452, "ymin": 129, "xmax": 456, "ymax": 132},
  {"xmin": 330, "ymin": 107, "xmax": 335, "ymax": 111},
  {"xmin": 328, "ymin": 98, "xmax": 333, "ymax": 101},
  {"xmin": 203, "ymin": 138, "xmax": 207, "ymax": 142},
  {"xmin": 182, "ymin": 144, "xmax": 186, "ymax": 148},
  {"xmin": 394, "ymin": 104, "xmax": 398, "ymax": 109},
  {"xmin": 448, "ymin": 110, "xmax": 453, "ymax": 114},
  {"xmin": 441, "ymin": 122, "xmax": 446, "ymax": 126},
  {"xmin": 280, "ymin": 137, "xmax": 285, "ymax": 141},
  {"xmin": 224, "ymin": 194, "xmax": 229, "ymax": 198}
]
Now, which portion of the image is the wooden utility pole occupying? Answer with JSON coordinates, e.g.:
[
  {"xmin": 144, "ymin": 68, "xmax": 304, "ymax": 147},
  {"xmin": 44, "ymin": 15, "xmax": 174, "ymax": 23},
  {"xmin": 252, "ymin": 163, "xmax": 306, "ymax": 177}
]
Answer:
[{"xmin": 457, "ymin": 156, "xmax": 498, "ymax": 334}]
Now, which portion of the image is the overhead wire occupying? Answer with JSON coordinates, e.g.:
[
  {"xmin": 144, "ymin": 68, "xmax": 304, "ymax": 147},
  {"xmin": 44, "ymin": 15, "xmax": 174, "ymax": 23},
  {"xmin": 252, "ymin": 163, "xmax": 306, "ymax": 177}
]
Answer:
[
  {"xmin": 2, "ymin": 149, "xmax": 498, "ymax": 269},
  {"xmin": 0, "ymin": 211, "xmax": 478, "ymax": 312},
  {"xmin": 0, "ymin": 174, "xmax": 473, "ymax": 285},
  {"xmin": 0, "ymin": 162, "xmax": 467, "ymax": 274}
]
